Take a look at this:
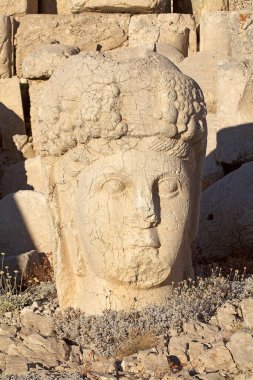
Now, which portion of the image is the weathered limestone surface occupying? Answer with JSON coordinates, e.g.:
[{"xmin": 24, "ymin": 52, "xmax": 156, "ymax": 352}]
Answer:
[
  {"xmin": 69, "ymin": 0, "xmax": 168, "ymax": 13},
  {"xmin": 29, "ymin": 80, "xmax": 47, "ymax": 155},
  {"xmin": 15, "ymin": 14, "xmax": 130, "ymax": 77},
  {"xmin": 0, "ymin": 77, "xmax": 26, "ymax": 158},
  {"xmin": 0, "ymin": 16, "xmax": 13, "ymax": 78},
  {"xmin": 0, "ymin": 190, "xmax": 54, "ymax": 256},
  {"xmin": 22, "ymin": 44, "xmax": 80, "ymax": 79},
  {"xmin": 229, "ymin": 0, "xmax": 253, "ymax": 9},
  {"xmin": 216, "ymin": 59, "xmax": 253, "ymax": 164},
  {"xmin": 38, "ymin": 51, "xmax": 207, "ymax": 314},
  {"xmin": 129, "ymin": 14, "xmax": 197, "ymax": 56},
  {"xmin": 173, "ymin": 0, "xmax": 229, "ymax": 24},
  {"xmin": 0, "ymin": 0, "xmax": 38, "ymax": 17},
  {"xmin": 202, "ymin": 114, "xmax": 224, "ymax": 190},
  {"xmin": 197, "ymin": 162, "xmax": 253, "ymax": 259},
  {"xmin": 178, "ymin": 50, "xmax": 227, "ymax": 113},
  {"xmin": 201, "ymin": 11, "xmax": 253, "ymax": 60},
  {"xmin": 226, "ymin": 331, "xmax": 253, "ymax": 370},
  {"xmin": 1, "ymin": 157, "xmax": 44, "ymax": 197}
]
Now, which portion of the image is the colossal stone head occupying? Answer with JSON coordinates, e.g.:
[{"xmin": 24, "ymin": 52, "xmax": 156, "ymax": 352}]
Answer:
[{"xmin": 38, "ymin": 51, "xmax": 207, "ymax": 315}]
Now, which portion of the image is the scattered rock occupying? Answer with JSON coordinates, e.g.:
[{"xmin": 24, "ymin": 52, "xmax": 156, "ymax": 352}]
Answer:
[
  {"xmin": 226, "ymin": 331, "xmax": 253, "ymax": 370},
  {"xmin": 241, "ymin": 298, "xmax": 253, "ymax": 329}
]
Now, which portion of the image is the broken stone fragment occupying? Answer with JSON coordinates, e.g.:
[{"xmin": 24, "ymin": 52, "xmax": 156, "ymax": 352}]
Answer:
[
  {"xmin": 69, "ymin": 0, "xmax": 168, "ymax": 13},
  {"xmin": 0, "ymin": 190, "xmax": 54, "ymax": 256},
  {"xmin": 22, "ymin": 44, "xmax": 80, "ymax": 79}
]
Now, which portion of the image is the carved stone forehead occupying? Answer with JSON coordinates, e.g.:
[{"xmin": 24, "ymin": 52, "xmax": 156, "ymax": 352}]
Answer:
[{"xmin": 38, "ymin": 51, "xmax": 206, "ymax": 157}]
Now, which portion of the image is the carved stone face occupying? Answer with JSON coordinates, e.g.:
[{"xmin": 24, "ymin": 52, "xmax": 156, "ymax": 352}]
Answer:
[{"xmin": 74, "ymin": 148, "xmax": 192, "ymax": 288}]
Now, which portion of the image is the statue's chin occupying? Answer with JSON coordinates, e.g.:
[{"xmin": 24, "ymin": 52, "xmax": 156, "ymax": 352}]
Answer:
[{"xmin": 90, "ymin": 247, "xmax": 173, "ymax": 289}]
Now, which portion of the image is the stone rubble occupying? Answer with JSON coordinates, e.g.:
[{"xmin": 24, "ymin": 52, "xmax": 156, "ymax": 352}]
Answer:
[{"xmin": 0, "ymin": 297, "xmax": 252, "ymax": 378}]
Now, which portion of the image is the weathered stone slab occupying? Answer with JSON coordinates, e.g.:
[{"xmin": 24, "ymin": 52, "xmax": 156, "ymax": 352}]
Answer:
[
  {"xmin": 0, "ymin": 0, "xmax": 38, "ymax": 17},
  {"xmin": 178, "ymin": 50, "xmax": 227, "ymax": 113},
  {"xmin": 229, "ymin": 0, "xmax": 253, "ymax": 9},
  {"xmin": 0, "ymin": 16, "xmax": 13, "ymax": 78},
  {"xmin": 0, "ymin": 77, "xmax": 26, "ymax": 158},
  {"xmin": 0, "ymin": 190, "xmax": 54, "ymax": 256},
  {"xmin": 69, "ymin": 0, "xmax": 168, "ymax": 13},
  {"xmin": 216, "ymin": 59, "xmax": 253, "ymax": 164},
  {"xmin": 28, "ymin": 80, "xmax": 47, "ymax": 155},
  {"xmin": 174, "ymin": 0, "xmax": 229, "ymax": 25},
  {"xmin": 22, "ymin": 44, "xmax": 79, "ymax": 79},
  {"xmin": 15, "ymin": 14, "xmax": 130, "ymax": 76},
  {"xmin": 202, "ymin": 114, "xmax": 223, "ymax": 190},
  {"xmin": 201, "ymin": 10, "xmax": 253, "ymax": 60},
  {"xmin": 197, "ymin": 162, "xmax": 253, "ymax": 259},
  {"xmin": 129, "ymin": 14, "xmax": 197, "ymax": 56},
  {"xmin": 226, "ymin": 331, "xmax": 253, "ymax": 370},
  {"xmin": 1, "ymin": 157, "xmax": 45, "ymax": 197}
]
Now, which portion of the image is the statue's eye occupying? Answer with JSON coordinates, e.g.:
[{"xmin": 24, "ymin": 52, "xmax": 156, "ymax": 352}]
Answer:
[
  {"xmin": 103, "ymin": 178, "xmax": 126, "ymax": 194},
  {"xmin": 158, "ymin": 178, "xmax": 179, "ymax": 198}
]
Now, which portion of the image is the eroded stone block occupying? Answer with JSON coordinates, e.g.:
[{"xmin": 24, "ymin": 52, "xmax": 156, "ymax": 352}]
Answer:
[
  {"xmin": 174, "ymin": 0, "xmax": 229, "ymax": 24},
  {"xmin": 15, "ymin": 14, "xmax": 130, "ymax": 76},
  {"xmin": 22, "ymin": 44, "xmax": 80, "ymax": 79},
  {"xmin": 178, "ymin": 50, "xmax": 228, "ymax": 113},
  {"xmin": 0, "ymin": 16, "xmax": 13, "ymax": 78},
  {"xmin": 216, "ymin": 58, "xmax": 253, "ymax": 164},
  {"xmin": 1, "ymin": 157, "xmax": 44, "ymax": 197},
  {"xmin": 69, "ymin": 0, "xmax": 168, "ymax": 13},
  {"xmin": 0, "ymin": 0, "xmax": 38, "ymax": 17},
  {"xmin": 28, "ymin": 80, "xmax": 47, "ymax": 155},
  {"xmin": 129, "ymin": 14, "xmax": 197, "ymax": 56},
  {"xmin": 229, "ymin": 0, "xmax": 253, "ymax": 10},
  {"xmin": 201, "ymin": 10, "xmax": 253, "ymax": 60},
  {"xmin": 197, "ymin": 162, "xmax": 253, "ymax": 260},
  {"xmin": 0, "ymin": 190, "xmax": 54, "ymax": 256},
  {"xmin": 0, "ymin": 77, "xmax": 26, "ymax": 158}
]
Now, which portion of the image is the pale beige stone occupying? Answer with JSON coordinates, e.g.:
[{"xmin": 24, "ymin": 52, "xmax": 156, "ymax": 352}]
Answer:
[
  {"xmin": 21, "ymin": 310, "xmax": 54, "ymax": 337},
  {"xmin": 188, "ymin": 340, "xmax": 233, "ymax": 374},
  {"xmin": 0, "ymin": 336, "xmax": 15, "ymax": 353},
  {"xmin": 38, "ymin": 51, "xmax": 207, "ymax": 314},
  {"xmin": 216, "ymin": 303, "xmax": 239, "ymax": 331},
  {"xmin": 56, "ymin": 0, "xmax": 71, "ymax": 13},
  {"xmin": 15, "ymin": 14, "xmax": 130, "ymax": 77},
  {"xmin": 13, "ymin": 134, "xmax": 35, "ymax": 159},
  {"xmin": 29, "ymin": 80, "xmax": 47, "ymax": 155},
  {"xmin": 202, "ymin": 114, "xmax": 224, "ymax": 190},
  {"xmin": 201, "ymin": 10, "xmax": 253, "ymax": 60},
  {"xmin": 1, "ymin": 157, "xmax": 44, "ymax": 197},
  {"xmin": 0, "ymin": 0, "xmax": 38, "ymax": 17},
  {"xmin": 156, "ymin": 43, "xmax": 184, "ymax": 65},
  {"xmin": 226, "ymin": 331, "xmax": 253, "ymax": 370},
  {"xmin": 192, "ymin": 0, "xmax": 229, "ymax": 25},
  {"xmin": 22, "ymin": 44, "xmax": 80, "ymax": 79},
  {"xmin": 240, "ymin": 298, "xmax": 253, "ymax": 329},
  {"xmin": 216, "ymin": 59, "xmax": 253, "ymax": 164},
  {"xmin": 229, "ymin": 0, "xmax": 253, "ymax": 9},
  {"xmin": 197, "ymin": 162, "xmax": 253, "ymax": 259},
  {"xmin": 129, "ymin": 14, "xmax": 197, "ymax": 56},
  {"xmin": 178, "ymin": 50, "xmax": 228, "ymax": 113},
  {"xmin": 0, "ymin": 77, "xmax": 26, "ymax": 158},
  {"xmin": 173, "ymin": 0, "xmax": 229, "ymax": 24},
  {"xmin": 5, "ymin": 355, "xmax": 28, "ymax": 375},
  {"xmin": 0, "ymin": 190, "xmax": 54, "ymax": 256},
  {"xmin": 0, "ymin": 16, "xmax": 13, "ymax": 78},
  {"xmin": 70, "ymin": 0, "xmax": 167, "ymax": 13}
]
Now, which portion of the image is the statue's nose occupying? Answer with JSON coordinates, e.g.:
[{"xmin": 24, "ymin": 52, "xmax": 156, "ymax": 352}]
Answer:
[{"xmin": 135, "ymin": 186, "xmax": 158, "ymax": 228}]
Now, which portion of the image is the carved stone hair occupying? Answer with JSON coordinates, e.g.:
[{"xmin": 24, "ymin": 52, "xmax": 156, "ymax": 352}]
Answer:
[{"xmin": 38, "ymin": 51, "xmax": 207, "ymax": 161}]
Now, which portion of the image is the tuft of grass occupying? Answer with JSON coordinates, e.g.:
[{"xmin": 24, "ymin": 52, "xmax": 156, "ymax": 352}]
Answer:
[
  {"xmin": 0, "ymin": 252, "xmax": 57, "ymax": 315},
  {"xmin": 54, "ymin": 269, "xmax": 253, "ymax": 357}
]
